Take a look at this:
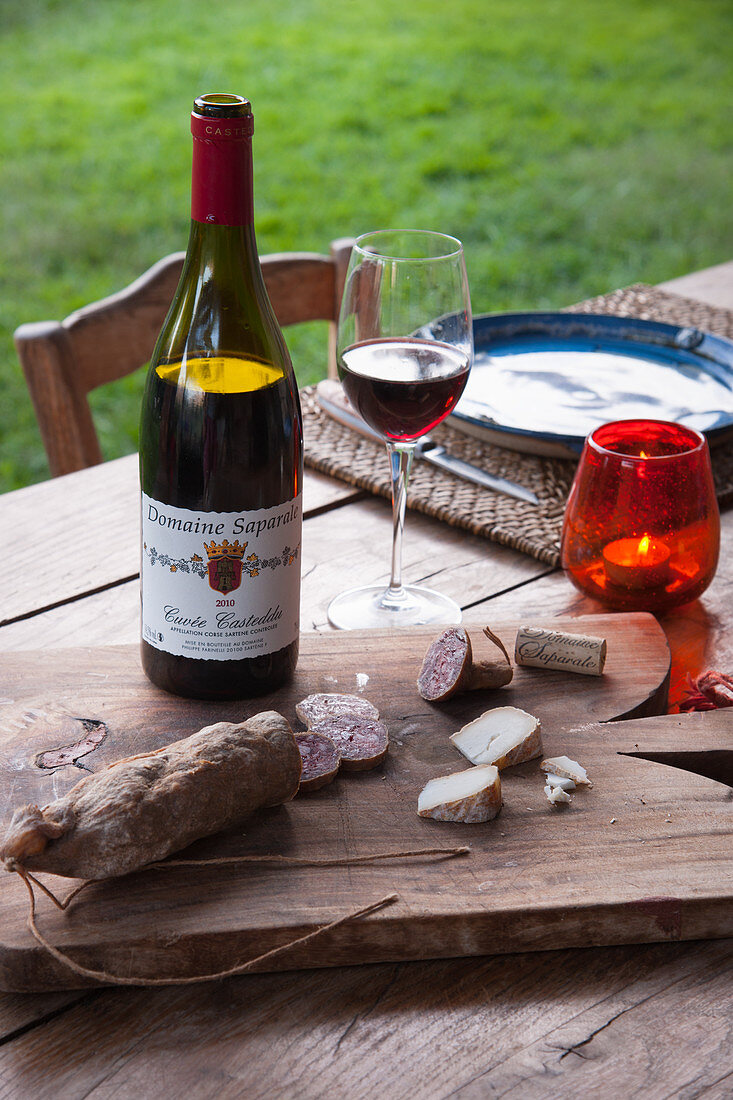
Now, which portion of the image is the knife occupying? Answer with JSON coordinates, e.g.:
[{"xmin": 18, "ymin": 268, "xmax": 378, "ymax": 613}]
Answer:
[{"xmin": 315, "ymin": 380, "xmax": 539, "ymax": 505}]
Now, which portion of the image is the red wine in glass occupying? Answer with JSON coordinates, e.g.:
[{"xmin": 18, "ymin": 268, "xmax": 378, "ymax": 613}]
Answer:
[
  {"xmin": 326, "ymin": 228, "xmax": 473, "ymax": 630},
  {"xmin": 339, "ymin": 337, "xmax": 470, "ymax": 441}
]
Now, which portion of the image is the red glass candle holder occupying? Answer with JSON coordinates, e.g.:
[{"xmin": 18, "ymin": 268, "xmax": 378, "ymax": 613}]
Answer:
[{"xmin": 561, "ymin": 420, "xmax": 720, "ymax": 612}]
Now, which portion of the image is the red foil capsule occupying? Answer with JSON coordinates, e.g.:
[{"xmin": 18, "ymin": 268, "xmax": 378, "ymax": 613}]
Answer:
[
  {"xmin": 190, "ymin": 102, "xmax": 254, "ymax": 226},
  {"xmin": 560, "ymin": 419, "xmax": 720, "ymax": 612}
]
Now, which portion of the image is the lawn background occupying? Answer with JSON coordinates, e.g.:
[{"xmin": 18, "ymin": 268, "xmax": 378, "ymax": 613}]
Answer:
[{"xmin": 2, "ymin": 0, "xmax": 732, "ymax": 491}]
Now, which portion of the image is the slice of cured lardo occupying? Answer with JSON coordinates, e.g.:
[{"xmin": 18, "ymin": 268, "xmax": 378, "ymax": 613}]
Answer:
[
  {"xmin": 417, "ymin": 765, "xmax": 502, "ymax": 823},
  {"xmin": 450, "ymin": 706, "xmax": 542, "ymax": 770}
]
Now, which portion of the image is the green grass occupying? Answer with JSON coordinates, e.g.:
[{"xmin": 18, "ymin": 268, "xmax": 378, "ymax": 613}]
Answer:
[{"xmin": 1, "ymin": 0, "xmax": 732, "ymax": 489}]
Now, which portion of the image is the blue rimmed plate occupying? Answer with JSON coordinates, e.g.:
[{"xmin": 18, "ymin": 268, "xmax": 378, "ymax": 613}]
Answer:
[{"xmin": 450, "ymin": 312, "xmax": 733, "ymax": 458}]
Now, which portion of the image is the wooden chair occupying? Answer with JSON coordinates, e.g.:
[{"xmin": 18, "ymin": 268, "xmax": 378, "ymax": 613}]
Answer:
[{"xmin": 15, "ymin": 237, "xmax": 354, "ymax": 478}]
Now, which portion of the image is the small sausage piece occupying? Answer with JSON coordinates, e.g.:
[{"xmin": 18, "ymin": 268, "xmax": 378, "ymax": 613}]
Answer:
[
  {"xmin": 417, "ymin": 627, "xmax": 513, "ymax": 702},
  {"xmin": 308, "ymin": 715, "xmax": 389, "ymax": 772},
  {"xmin": 296, "ymin": 732, "xmax": 341, "ymax": 792}
]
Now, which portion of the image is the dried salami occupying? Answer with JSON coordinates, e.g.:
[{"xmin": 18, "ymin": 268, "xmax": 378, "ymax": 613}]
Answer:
[
  {"xmin": 309, "ymin": 714, "xmax": 389, "ymax": 772},
  {"xmin": 0, "ymin": 712, "xmax": 301, "ymax": 881},
  {"xmin": 295, "ymin": 692, "xmax": 379, "ymax": 727},
  {"xmin": 296, "ymin": 732, "xmax": 341, "ymax": 792}
]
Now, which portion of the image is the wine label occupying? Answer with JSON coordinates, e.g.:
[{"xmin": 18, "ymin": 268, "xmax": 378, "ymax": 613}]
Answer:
[{"xmin": 141, "ymin": 492, "xmax": 301, "ymax": 662}]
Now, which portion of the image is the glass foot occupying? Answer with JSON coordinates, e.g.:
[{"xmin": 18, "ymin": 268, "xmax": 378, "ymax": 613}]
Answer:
[{"xmin": 327, "ymin": 583, "xmax": 462, "ymax": 630}]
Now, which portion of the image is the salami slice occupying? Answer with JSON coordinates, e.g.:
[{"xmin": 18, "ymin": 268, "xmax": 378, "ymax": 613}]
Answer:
[
  {"xmin": 295, "ymin": 692, "xmax": 379, "ymax": 727},
  {"xmin": 309, "ymin": 714, "xmax": 389, "ymax": 772},
  {"xmin": 417, "ymin": 627, "xmax": 470, "ymax": 701},
  {"xmin": 296, "ymin": 732, "xmax": 341, "ymax": 792}
]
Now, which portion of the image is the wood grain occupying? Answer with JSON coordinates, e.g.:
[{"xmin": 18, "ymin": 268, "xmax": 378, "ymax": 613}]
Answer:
[
  {"xmin": 0, "ymin": 454, "xmax": 362, "ymax": 626},
  {"xmin": 2, "ymin": 266, "xmax": 730, "ymax": 1094},
  {"xmin": 0, "ymin": 614, "xmax": 703, "ymax": 992},
  {"xmin": 0, "ymin": 582, "xmax": 141, "ymax": 652},
  {"xmin": 301, "ymin": 494, "xmax": 552, "ymax": 631},
  {"xmin": 0, "ymin": 939, "xmax": 729, "ymax": 1098},
  {"xmin": 481, "ymin": 504, "xmax": 733, "ymax": 713},
  {"xmin": 0, "ymin": 989, "xmax": 89, "ymax": 1043},
  {"xmin": 0, "ymin": 492, "xmax": 550, "ymax": 652},
  {"xmin": 659, "ymin": 258, "xmax": 733, "ymax": 309}
]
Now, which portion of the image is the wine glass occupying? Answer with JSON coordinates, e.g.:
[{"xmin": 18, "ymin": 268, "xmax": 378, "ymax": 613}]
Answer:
[{"xmin": 327, "ymin": 229, "xmax": 473, "ymax": 630}]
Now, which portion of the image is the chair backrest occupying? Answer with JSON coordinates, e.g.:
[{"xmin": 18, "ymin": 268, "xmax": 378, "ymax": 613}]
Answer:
[{"xmin": 15, "ymin": 237, "xmax": 354, "ymax": 477}]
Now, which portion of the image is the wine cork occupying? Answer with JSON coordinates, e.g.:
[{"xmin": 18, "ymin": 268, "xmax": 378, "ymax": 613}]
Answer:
[{"xmin": 514, "ymin": 625, "xmax": 607, "ymax": 677}]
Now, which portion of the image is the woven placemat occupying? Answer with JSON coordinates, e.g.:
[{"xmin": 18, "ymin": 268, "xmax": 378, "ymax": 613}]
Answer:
[{"xmin": 303, "ymin": 284, "xmax": 733, "ymax": 566}]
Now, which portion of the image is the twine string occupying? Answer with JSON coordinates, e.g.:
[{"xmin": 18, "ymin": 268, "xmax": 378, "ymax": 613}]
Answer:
[
  {"xmin": 13, "ymin": 845, "xmax": 470, "ymax": 987},
  {"xmin": 22, "ymin": 845, "xmax": 470, "ymax": 912},
  {"xmin": 18, "ymin": 869, "xmax": 397, "ymax": 988}
]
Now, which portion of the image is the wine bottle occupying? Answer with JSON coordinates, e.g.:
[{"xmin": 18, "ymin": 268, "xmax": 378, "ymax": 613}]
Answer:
[{"xmin": 139, "ymin": 93, "xmax": 302, "ymax": 700}]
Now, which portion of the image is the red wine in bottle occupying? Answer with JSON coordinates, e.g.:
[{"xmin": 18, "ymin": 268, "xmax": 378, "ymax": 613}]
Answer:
[{"xmin": 139, "ymin": 94, "xmax": 302, "ymax": 700}]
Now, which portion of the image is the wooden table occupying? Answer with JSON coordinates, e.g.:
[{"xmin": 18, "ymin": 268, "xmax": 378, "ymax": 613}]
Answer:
[{"xmin": 0, "ymin": 269, "xmax": 732, "ymax": 1097}]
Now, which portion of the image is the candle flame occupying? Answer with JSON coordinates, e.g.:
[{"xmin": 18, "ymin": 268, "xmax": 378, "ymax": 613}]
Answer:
[
  {"xmin": 640, "ymin": 450, "xmax": 649, "ymax": 459},
  {"xmin": 638, "ymin": 534, "xmax": 651, "ymax": 557}
]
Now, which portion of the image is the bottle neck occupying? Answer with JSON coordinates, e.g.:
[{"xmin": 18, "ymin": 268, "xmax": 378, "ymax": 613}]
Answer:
[
  {"xmin": 183, "ymin": 220, "xmax": 261, "ymax": 285},
  {"xmin": 190, "ymin": 112, "xmax": 254, "ymax": 227}
]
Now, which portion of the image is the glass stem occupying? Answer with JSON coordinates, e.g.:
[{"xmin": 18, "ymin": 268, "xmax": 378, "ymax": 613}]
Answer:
[{"xmin": 385, "ymin": 441, "xmax": 415, "ymax": 604}]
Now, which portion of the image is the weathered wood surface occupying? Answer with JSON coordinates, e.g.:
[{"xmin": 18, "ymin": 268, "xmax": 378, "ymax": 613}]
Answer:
[
  {"xmin": 0, "ymin": 454, "xmax": 363, "ymax": 627},
  {"xmin": 4, "ymin": 697, "xmax": 729, "ymax": 989},
  {"xmin": 659, "ymin": 257, "xmax": 733, "ymax": 309},
  {"xmin": 1, "ymin": 267, "xmax": 731, "ymax": 1092},
  {"xmin": 0, "ymin": 490, "xmax": 551, "ymax": 651},
  {"xmin": 0, "ymin": 938, "xmax": 730, "ymax": 1098},
  {"xmin": 0, "ymin": 558, "xmax": 729, "ymax": 1085},
  {"xmin": 7, "ymin": 614, "xmax": 724, "ymax": 993}
]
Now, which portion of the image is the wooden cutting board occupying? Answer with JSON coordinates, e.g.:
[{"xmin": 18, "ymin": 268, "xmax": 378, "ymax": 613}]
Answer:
[{"xmin": 0, "ymin": 612, "xmax": 728, "ymax": 992}]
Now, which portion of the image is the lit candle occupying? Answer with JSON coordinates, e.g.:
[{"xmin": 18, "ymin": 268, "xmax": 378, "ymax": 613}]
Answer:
[{"xmin": 602, "ymin": 534, "xmax": 671, "ymax": 590}]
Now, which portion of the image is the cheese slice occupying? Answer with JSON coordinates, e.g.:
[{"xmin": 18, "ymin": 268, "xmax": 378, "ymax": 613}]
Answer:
[
  {"xmin": 450, "ymin": 706, "xmax": 542, "ymax": 770},
  {"xmin": 417, "ymin": 765, "xmax": 502, "ymax": 823}
]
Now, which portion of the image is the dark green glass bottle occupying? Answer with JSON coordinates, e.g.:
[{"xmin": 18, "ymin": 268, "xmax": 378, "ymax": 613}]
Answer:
[{"xmin": 139, "ymin": 94, "xmax": 302, "ymax": 700}]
